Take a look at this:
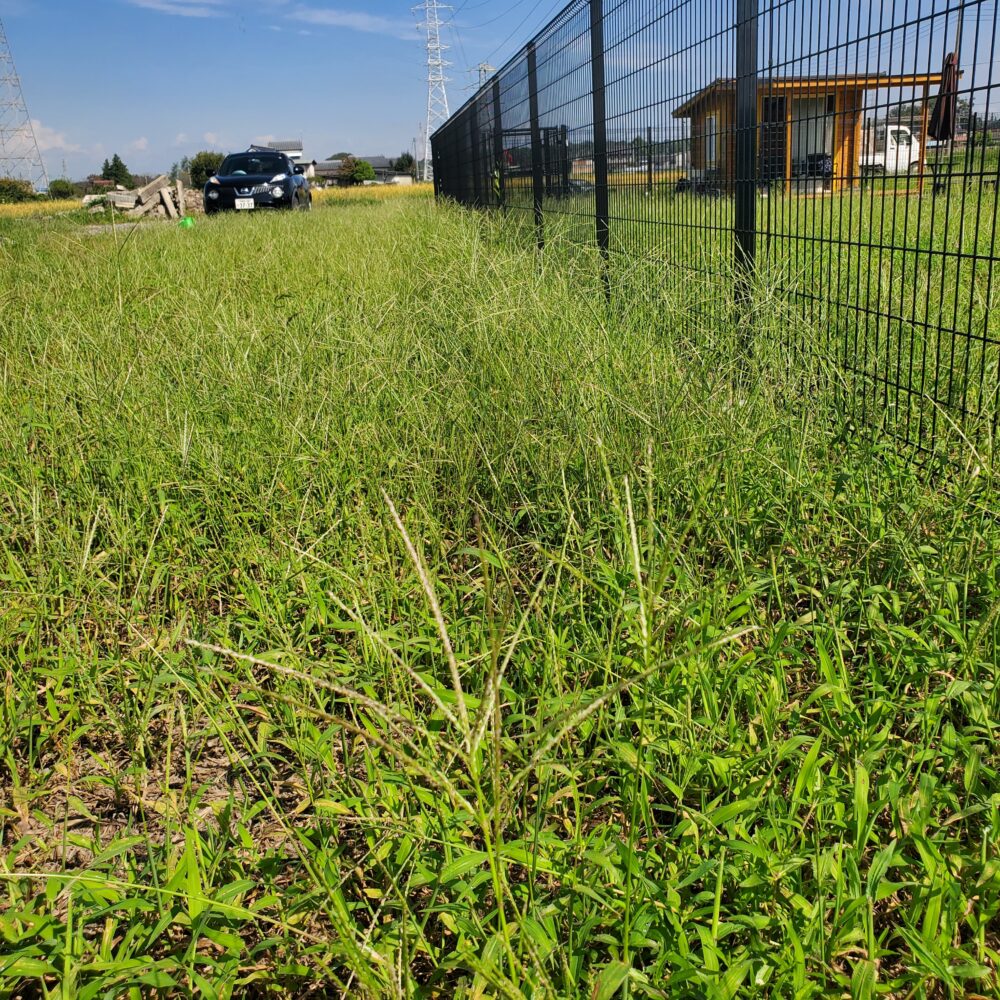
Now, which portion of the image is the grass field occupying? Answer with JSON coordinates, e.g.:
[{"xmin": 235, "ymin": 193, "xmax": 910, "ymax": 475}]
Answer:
[
  {"xmin": 503, "ymin": 174, "xmax": 1000, "ymax": 455},
  {"xmin": 0, "ymin": 183, "xmax": 433, "ymax": 222},
  {"xmin": 312, "ymin": 183, "xmax": 434, "ymax": 206},
  {"xmin": 0, "ymin": 198, "xmax": 82, "ymax": 220},
  {"xmin": 1, "ymin": 192, "xmax": 999, "ymax": 998}
]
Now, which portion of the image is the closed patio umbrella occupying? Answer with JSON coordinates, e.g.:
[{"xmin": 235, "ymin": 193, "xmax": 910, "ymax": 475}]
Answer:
[{"xmin": 928, "ymin": 51, "xmax": 959, "ymax": 142}]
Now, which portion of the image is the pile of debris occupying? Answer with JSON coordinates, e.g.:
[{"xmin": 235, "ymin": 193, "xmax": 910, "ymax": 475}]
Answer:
[{"xmin": 87, "ymin": 175, "xmax": 203, "ymax": 218}]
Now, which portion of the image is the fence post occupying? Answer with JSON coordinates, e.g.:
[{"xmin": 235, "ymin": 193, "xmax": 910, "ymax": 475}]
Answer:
[
  {"xmin": 647, "ymin": 125, "xmax": 653, "ymax": 196},
  {"xmin": 734, "ymin": 0, "xmax": 758, "ymax": 370},
  {"xmin": 492, "ymin": 78, "xmax": 506, "ymax": 211},
  {"xmin": 527, "ymin": 41, "xmax": 545, "ymax": 250},
  {"xmin": 468, "ymin": 109, "xmax": 480, "ymax": 206},
  {"xmin": 590, "ymin": 0, "xmax": 610, "ymax": 262},
  {"xmin": 734, "ymin": 0, "xmax": 758, "ymax": 280},
  {"xmin": 561, "ymin": 125, "xmax": 571, "ymax": 197}
]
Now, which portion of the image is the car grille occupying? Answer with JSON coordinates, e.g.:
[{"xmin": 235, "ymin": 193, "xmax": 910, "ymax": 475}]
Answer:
[{"xmin": 236, "ymin": 184, "xmax": 272, "ymax": 196}]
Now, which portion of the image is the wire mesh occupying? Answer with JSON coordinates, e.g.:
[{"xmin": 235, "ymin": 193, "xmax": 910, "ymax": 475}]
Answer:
[{"xmin": 432, "ymin": 0, "xmax": 1000, "ymax": 460}]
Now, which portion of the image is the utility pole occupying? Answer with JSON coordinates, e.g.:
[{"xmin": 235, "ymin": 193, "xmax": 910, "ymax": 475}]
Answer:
[
  {"xmin": 0, "ymin": 17, "xmax": 49, "ymax": 190},
  {"xmin": 414, "ymin": 0, "xmax": 452, "ymax": 182},
  {"xmin": 477, "ymin": 62, "xmax": 495, "ymax": 90}
]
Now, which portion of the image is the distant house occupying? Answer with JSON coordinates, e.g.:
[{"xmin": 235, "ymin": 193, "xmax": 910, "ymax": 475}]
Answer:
[
  {"xmin": 673, "ymin": 71, "xmax": 949, "ymax": 193},
  {"xmin": 362, "ymin": 156, "xmax": 416, "ymax": 184},
  {"xmin": 266, "ymin": 140, "xmax": 305, "ymax": 162},
  {"xmin": 260, "ymin": 141, "xmax": 317, "ymax": 178},
  {"xmin": 312, "ymin": 155, "xmax": 414, "ymax": 186},
  {"xmin": 361, "ymin": 156, "xmax": 395, "ymax": 179},
  {"xmin": 314, "ymin": 159, "xmax": 345, "ymax": 182}
]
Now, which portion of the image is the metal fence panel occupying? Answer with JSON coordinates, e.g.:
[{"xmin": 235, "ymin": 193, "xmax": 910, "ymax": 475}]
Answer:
[{"xmin": 432, "ymin": 0, "xmax": 1000, "ymax": 459}]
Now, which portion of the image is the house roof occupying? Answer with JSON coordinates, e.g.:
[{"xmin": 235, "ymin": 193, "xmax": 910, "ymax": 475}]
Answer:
[
  {"xmin": 673, "ymin": 72, "xmax": 948, "ymax": 118},
  {"xmin": 267, "ymin": 140, "xmax": 304, "ymax": 151},
  {"xmin": 314, "ymin": 157, "xmax": 402, "ymax": 176}
]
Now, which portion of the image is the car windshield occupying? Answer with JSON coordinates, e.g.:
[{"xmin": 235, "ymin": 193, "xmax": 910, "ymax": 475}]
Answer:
[{"xmin": 220, "ymin": 154, "xmax": 286, "ymax": 177}]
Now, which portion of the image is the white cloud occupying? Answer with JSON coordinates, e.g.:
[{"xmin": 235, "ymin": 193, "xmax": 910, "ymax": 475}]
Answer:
[
  {"xmin": 288, "ymin": 6, "xmax": 415, "ymax": 40},
  {"xmin": 174, "ymin": 132, "xmax": 189, "ymax": 145},
  {"xmin": 26, "ymin": 119, "xmax": 82, "ymax": 154},
  {"xmin": 123, "ymin": 0, "xmax": 226, "ymax": 17},
  {"xmin": 130, "ymin": 136, "xmax": 150, "ymax": 152}
]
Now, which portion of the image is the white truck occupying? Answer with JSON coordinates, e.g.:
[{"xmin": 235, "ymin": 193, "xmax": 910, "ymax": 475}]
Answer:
[{"xmin": 860, "ymin": 124, "xmax": 923, "ymax": 175}]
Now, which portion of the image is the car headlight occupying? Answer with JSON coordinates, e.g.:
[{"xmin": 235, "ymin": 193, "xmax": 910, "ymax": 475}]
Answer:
[
  {"xmin": 271, "ymin": 185, "xmax": 285, "ymax": 198},
  {"xmin": 207, "ymin": 190, "xmax": 220, "ymax": 200}
]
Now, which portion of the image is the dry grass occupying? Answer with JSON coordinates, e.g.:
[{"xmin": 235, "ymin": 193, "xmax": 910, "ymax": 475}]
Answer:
[
  {"xmin": 312, "ymin": 182, "xmax": 434, "ymax": 204},
  {"xmin": 0, "ymin": 197, "xmax": 79, "ymax": 219}
]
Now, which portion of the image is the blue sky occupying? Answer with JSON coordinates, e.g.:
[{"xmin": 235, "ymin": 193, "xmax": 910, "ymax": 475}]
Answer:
[
  {"xmin": 0, "ymin": 0, "xmax": 563, "ymax": 180},
  {"xmin": 3, "ymin": 0, "xmax": 995, "ymax": 183}
]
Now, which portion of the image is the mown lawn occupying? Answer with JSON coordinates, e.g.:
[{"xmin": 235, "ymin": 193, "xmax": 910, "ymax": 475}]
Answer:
[{"xmin": 1, "ymin": 193, "xmax": 999, "ymax": 998}]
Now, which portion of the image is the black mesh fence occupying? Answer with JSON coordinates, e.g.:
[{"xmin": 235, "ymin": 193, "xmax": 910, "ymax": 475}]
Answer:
[{"xmin": 432, "ymin": 0, "xmax": 1000, "ymax": 460}]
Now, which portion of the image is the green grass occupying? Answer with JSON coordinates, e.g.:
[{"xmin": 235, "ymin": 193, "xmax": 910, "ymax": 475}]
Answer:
[
  {"xmin": 1, "ymin": 195, "xmax": 999, "ymax": 998},
  {"xmin": 511, "ymin": 176, "xmax": 1000, "ymax": 453}
]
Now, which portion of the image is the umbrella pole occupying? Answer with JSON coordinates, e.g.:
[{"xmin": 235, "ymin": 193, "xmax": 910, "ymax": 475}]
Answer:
[{"xmin": 948, "ymin": 10, "xmax": 965, "ymax": 188}]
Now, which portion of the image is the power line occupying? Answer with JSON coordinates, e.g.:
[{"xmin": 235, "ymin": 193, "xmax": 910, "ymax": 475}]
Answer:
[
  {"xmin": 459, "ymin": 0, "xmax": 535, "ymax": 33},
  {"xmin": 483, "ymin": 0, "xmax": 569, "ymax": 66}
]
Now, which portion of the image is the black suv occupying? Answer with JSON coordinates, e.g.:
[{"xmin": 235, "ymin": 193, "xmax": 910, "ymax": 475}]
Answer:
[{"xmin": 204, "ymin": 147, "xmax": 312, "ymax": 214}]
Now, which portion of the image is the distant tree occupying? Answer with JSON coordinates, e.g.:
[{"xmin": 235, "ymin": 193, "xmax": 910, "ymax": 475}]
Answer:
[
  {"xmin": 336, "ymin": 156, "xmax": 357, "ymax": 184},
  {"xmin": 394, "ymin": 152, "xmax": 415, "ymax": 174},
  {"xmin": 169, "ymin": 156, "xmax": 192, "ymax": 184},
  {"xmin": 0, "ymin": 177, "xmax": 34, "ymax": 203},
  {"xmin": 886, "ymin": 102, "xmax": 923, "ymax": 126},
  {"xmin": 101, "ymin": 153, "xmax": 133, "ymax": 188},
  {"xmin": 352, "ymin": 159, "xmax": 376, "ymax": 184},
  {"xmin": 957, "ymin": 98, "xmax": 973, "ymax": 131},
  {"xmin": 329, "ymin": 151, "xmax": 353, "ymax": 160},
  {"xmin": 189, "ymin": 151, "xmax": 225, "ymax": 188},
  {"xmin": 48, "ymin": 178, "xmax": 75, "ymax": 200}
]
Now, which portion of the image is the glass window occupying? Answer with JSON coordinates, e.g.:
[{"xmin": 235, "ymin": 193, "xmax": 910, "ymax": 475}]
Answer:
[
  {"xmin": 219, "ymin": 153, "xmax": 286, "ymax": 177},
  {"xmin": 705, "ymin": 115, "xmax": 718, "ymax": 167}
]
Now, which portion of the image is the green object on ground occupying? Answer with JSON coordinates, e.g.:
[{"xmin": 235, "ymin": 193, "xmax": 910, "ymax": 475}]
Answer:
[{"xmin": 178, "ymin": 216, "xmax": 195, "ymax": 229}]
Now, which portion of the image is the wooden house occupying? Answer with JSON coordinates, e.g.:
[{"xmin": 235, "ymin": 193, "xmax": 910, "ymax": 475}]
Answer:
[{"xmin": 672, "ymin": 73, "xmax": 947, "ymax": 193}]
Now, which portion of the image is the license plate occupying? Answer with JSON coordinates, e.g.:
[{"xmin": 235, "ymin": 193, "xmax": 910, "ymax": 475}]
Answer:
[{"xmin": 235, "ymin": 198, "xmax": 255, "ymax": 211}]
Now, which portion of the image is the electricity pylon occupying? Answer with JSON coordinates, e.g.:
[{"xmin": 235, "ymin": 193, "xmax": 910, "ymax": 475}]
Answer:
[
  {"xmin": 0, "ymin": 17, "xmax": 48, "ymax": 190},
  {"xmin": 414, "ymin": 0, "xmax": 452, "ymax": 182}
]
